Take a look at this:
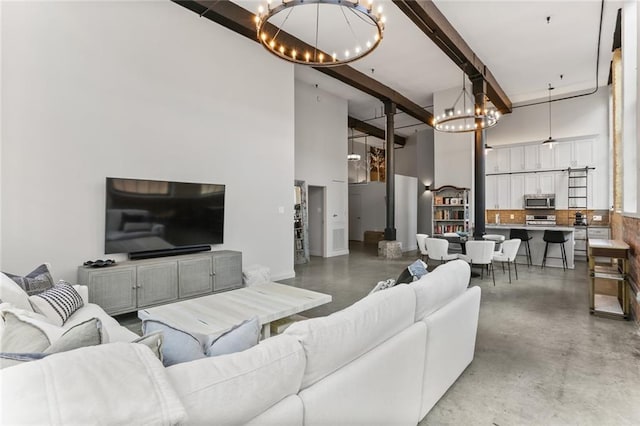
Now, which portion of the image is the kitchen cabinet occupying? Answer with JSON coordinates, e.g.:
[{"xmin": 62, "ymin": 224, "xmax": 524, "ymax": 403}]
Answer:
[
  {"xmin": 523, "ymin": 172, "xmax": 556, "ymax": 195},
  {"xmin": 486, "ymin": 148, "xmax": 510, "ymax": 173},
  {"xmin": 485, "ymin": 175, "xmax": 510, "ymax": 209},
  {"xmin": 524, "ymin": 144, "xmax": 555, "ymax": 170},
  {"xmin": 509, "ymin": 146, "xmax": 525, "ymax": 172},
  {"xmin": 553, "ymin": 138, "xmax": 594, "ymax": 169},
  {"xmin": 509, "ymin": 175, "xmax": 525, "ymax": 209}
]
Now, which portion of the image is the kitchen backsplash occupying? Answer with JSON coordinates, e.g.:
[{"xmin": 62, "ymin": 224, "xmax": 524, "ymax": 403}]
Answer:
[{"xmin": 486, "ymin": 209, "xmax": 611, "ymax": 226}]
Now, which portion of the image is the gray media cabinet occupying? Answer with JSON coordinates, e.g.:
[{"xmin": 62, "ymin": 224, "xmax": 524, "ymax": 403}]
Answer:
[{"xmin": 77, "ymin": 250, "xmax": 242, "ymax": 316}]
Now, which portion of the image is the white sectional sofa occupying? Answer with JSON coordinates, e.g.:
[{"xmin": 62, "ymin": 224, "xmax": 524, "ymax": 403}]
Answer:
[{"xmin": 1, "ymin": 260, "xmax": 480, "ymax": 425}]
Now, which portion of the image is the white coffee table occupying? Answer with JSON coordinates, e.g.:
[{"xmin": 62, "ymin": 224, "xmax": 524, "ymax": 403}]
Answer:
[{"xmin": 138, "ymin": 282, "xmax": 332, "ymax": 338}]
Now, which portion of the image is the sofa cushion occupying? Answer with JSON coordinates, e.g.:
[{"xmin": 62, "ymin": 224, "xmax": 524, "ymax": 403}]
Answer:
[
  {"xmin": 0, "ymin": 343, "xmax": 187, "ymax": 425},
  {"xmin": 166, "ymin": 334, "xmax": 304, "ymax": 425},
  {"xmin": 3, "ymin": 264, "xmax": 54, "ymax": 296},
  {"xmin": 0, "ymin": 273, "xmax": 33, "ymax": 311},
  {"xmin": 29, "ymin": 281, "xmax": 84, "ymax": 326},
  {"xmin": 411, "ymin": 259, "xmax": 471, "ymax": 321},
  {"xmin": 285, "ymin": 284, "xmax": 417, "ymax": 389}
]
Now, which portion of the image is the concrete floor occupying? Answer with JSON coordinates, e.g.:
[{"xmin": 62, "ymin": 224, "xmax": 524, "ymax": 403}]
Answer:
[{"xmin": 281, "ymin": 242, "xmax": 640, "ymax": 425}]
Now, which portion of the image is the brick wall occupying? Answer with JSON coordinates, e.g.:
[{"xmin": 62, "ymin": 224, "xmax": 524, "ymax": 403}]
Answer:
[
  {"xmin": 611, "ymin": 213, "xmax": 640, "ymax": 324},
  {"xmin": 486, "ymin": 209, "xmax": 610, "ymax": 226}
]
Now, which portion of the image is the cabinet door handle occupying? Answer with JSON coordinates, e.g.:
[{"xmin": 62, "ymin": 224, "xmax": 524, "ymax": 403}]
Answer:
[{"xmin": 137, "ymin": 285, "xmax": 141, "ymax": 289}]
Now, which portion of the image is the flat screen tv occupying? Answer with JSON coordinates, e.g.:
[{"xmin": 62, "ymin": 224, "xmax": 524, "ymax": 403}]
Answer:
[{"xmin": 105, "ymin": 177, "xmax": 225, "ymax": 257}]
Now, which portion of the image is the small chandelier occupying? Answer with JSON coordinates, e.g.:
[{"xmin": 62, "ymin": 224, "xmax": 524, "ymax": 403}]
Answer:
[
  {"xmin": 433, "ymin": 72, "xmax": 500, "ymax": 133},
  {"xmin": 347, "ymin": 129, "xmax": 361, "ymax": 161},
  {"xmin": 255, "ymin": 0, "xmax": 385, "ymax": 67}
]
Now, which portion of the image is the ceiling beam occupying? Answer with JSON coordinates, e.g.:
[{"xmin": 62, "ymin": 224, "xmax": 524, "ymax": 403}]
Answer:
[
  {"xmin": 173, "ymin": 0, "xmax": 434, "ymax": 126},
  {"xmin": 392, "ymin": 0, "xmax": 512, "ymax": 114},
  {"xmin": 348, "ymin": 116, "xmax": 407, "ymax": 146}
]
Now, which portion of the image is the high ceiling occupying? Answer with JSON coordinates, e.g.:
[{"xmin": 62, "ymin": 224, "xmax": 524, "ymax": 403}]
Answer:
[{"xmin": 278, "ymin": 0, "xmax": 622, "ymax": 137}]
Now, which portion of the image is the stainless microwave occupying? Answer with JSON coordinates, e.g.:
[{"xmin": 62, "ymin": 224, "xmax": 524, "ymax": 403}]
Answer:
[{"xmin": 524, "ymin": 194, "xmax": 555, "ymax": 209}]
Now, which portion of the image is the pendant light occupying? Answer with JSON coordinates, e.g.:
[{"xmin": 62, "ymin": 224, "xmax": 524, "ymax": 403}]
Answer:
[
  {"xmin": 347, "ymin": 129, "xmax": 361, "ymax": 161},
  {"xmin": 542, "ymin": 84, "xmax": 555, "ymax": 147}
]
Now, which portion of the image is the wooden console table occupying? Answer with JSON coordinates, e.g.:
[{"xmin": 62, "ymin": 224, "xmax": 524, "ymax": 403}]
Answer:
[{"xmin": 587, "ymin": 239, "xmax": 630, "ymax": 320}]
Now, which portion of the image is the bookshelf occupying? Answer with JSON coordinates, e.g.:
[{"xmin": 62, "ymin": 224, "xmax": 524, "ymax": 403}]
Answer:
[{"xmin": 432, "ymin": 185, "xmax": 470, "ymax": 235}]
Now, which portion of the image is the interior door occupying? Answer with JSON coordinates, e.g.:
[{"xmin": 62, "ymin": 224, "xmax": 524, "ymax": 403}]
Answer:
[
  {"xmin": 348, "ymin": 193, "xmax": 362, "ymax": 241},
  {"xmin": 308, "ymin": 186, "xmax": 325, "ymax": 257}
]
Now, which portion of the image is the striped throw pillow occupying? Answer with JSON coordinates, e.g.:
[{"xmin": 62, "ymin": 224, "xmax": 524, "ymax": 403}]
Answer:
[{"xmin": 29, "ymin": 281, "xmax": 84, "ymax": 326}]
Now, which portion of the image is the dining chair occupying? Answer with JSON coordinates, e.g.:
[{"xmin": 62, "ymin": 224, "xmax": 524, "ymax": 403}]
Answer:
[
  {"xmin": 425, "ymin": 238, "xmax": 458, "ymax": 264},
  {"xmin": 483, "ymin": 234, "xmax": 505, "ymax": 252},
  {"xmin": 492, "ymin": 238, "xmax": 522, "ymax": 283},
  {"xmin": 416, "ymin": 234, "xmax": 429, "ymax": 261},
  {"xmin": 459, "ymin": 240, "xmax": 496, "ymax": 285}
]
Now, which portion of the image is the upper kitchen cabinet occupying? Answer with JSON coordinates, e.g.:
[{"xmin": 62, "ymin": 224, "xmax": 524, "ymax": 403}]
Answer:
[
  {"xmin": 486, "ymin": 147, "xmax": 510, "ymax": 173},
  {"xmin": 554, "ymin": 138, "xmax": 594, "ymax": 169},
  {"xmin": 509, "ymin": 146, "xmax": 525, "ymax": 172},
  {"xmin": 523, "ymin": 144, "xmax": 554, "ymax": 170}
]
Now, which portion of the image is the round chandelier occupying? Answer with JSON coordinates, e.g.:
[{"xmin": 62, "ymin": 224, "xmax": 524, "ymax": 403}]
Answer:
[
  {"xmin": 255, "ymin": 0, "xmax": 386, "ymax": 67},
  {"xmin": 433, "ymin": 73, "xmax": 501, "ymax": 133}
]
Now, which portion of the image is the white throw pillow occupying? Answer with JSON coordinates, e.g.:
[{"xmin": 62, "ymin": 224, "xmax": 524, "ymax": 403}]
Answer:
[{"xmin": 0, "ymin": 273, "xmax": 33, "ymax": 312}]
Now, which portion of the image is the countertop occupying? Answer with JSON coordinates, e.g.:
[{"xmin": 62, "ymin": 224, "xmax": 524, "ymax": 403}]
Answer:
[{"xmin": 486, "ymin": 224, "xmax": 576, "ymax": 232}]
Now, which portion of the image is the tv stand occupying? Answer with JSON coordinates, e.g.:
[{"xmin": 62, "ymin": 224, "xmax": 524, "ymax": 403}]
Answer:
[
  {"xmin": 129, "ymin": 245, "xmax": 211, "ymax": 260},
  {"xmin": 78, "ymin": 250, "xmax": 242, "ymax": 315}
]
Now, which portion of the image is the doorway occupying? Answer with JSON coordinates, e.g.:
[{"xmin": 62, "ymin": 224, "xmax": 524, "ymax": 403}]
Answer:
[
  {"xmin": 348, "ymin": 192, "xmax": 362, "ymax": 241},
  {"xmin": 308, "ymin": 186, "xmax": 325, "ymax": 257}
]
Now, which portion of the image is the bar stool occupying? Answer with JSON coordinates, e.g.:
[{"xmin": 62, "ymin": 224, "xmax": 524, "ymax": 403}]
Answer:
[
  {"xmin": 542, "ymin": 230, "xmax": 568, "ymax": 270},
  {"xmin": 510, "ymin": 228, "xmax": 532, "ymax": 267}
]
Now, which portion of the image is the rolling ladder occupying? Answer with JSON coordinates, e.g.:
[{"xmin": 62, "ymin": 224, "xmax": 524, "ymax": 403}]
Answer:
[
  {"xmin": 568, "ymin": 167, "xmax": 589, "ymax": 209},
  {"xmin": 568, "ymin": 167, "xmax": 589, "ymax": 258}
]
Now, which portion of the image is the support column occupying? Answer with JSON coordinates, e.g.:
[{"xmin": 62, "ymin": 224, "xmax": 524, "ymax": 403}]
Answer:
[
  {"xmin": 384, "ymin": 100, "xmax": 397, "ymax": 241},
  {"xmin": 472, "ymin": 76, "xmax": 487, "ymax": 239}
]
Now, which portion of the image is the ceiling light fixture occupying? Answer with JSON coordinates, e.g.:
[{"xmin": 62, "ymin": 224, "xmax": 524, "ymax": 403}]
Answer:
[
  {"xmin": 542, "ymin": 84, "xmax": 555, "ymax": 148},
  {"xmin": 484, "ymin": 144, "xmax": 494, "ymax": 153},
  {"xmin": 255, "ymin": 0, "xmax": 385, "ymax": 67},
  {"xmin": 433, "ymin": 71, "xmax": 500, "ymax": 133},
  {"xmin": 348, "ymin": 129, "xmax": 361, "ymax": 161}
]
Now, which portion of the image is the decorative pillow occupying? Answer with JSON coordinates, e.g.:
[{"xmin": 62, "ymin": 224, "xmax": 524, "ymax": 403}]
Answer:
[
  {"xmin": 205, "ymin": 317, "xmax": 261, "ymax": 357},
  {"xmin": 0, "ymin": 273, "xmax": 33, "ymax": 311},
  {"xmin": 0, "ymin": 311, "xmax": 53, "ymax": 353},
  {"xmin": 407, "ymin": 259, "xmax": 429, "ymax": 279},
  {"xmin": 29, "ymin": 281, "xmax": 84, "ymax": 326},
  {"xmin": 3, "ymin": 264, "xmax": 54, "ymax": 296},
  {"xmin": 0, "ymin": 316, "xmax": 104, "ymax": 369},
  {"xmin": 142, "ymin": 319, "xmax": 206, "ymax": 367},
  {"xmin": 369, "ymin": 278, "xmax": 396, "ymax": 294},
  {"xmin": 133, "ymin": 331, "xmax": 164, "ymax": 361},
  {"xmin": 142, "ymin": 317, "xmax": 260, "ymax": 367},
  {"xmin": 396, "ymin": 259, "xmax": 429, "ymax": 285}
]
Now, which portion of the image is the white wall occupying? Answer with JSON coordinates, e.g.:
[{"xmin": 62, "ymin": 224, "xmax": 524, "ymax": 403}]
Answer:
[
  {"xmin": 348, "ymin": 176, "xmax": 418, "ymax": 252},
  {"xmin": 1, "ymin": 2, "xmax": 296, "ymax": 280},
  {"xmin": 295, "ymin": 81, "xmax": 349, "ymax": 257}
]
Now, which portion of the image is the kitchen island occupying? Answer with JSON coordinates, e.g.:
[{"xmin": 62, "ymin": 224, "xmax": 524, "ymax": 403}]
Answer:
[{"xmin": 486, "ymin": 224, "xmax": 575, "ymax": 269}]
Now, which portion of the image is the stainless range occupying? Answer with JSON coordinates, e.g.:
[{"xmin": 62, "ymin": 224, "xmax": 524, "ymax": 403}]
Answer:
[{"xmin": 526, "ymin": 214, "xmax": 556, "ymax": 225}]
